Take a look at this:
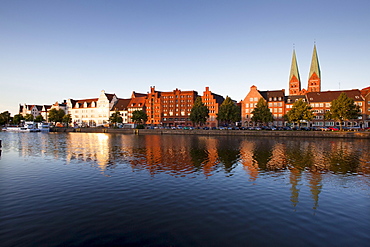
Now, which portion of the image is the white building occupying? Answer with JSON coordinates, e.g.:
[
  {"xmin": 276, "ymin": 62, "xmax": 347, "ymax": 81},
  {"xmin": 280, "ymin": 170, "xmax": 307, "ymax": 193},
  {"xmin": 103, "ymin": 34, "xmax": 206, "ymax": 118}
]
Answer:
[{"xmin": 67, "ymin": 90, "xmax": 118, "ymax": 127}]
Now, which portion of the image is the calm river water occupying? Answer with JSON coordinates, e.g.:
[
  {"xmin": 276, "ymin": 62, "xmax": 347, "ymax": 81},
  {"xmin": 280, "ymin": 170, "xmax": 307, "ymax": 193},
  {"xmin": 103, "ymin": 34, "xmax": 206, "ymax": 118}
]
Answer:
[{"xmin": 0, "ymin": 132, "xmax": 369, "ymax": 246}]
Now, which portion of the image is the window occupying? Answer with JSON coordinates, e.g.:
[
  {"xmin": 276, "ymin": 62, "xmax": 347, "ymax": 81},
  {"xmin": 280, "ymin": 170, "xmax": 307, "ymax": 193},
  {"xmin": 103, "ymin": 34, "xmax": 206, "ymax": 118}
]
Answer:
[{"xmin": 254, "ymin": 97, "xmax": 258, "ymax": 101}]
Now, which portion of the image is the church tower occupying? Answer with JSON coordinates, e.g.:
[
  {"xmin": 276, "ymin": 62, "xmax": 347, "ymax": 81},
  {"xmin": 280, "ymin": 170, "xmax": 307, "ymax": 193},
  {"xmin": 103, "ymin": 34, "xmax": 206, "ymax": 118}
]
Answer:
[
  {"xmin": 289, "ymin": 49, "xmax": 301, "ymax": 95},
  {"xmin": 307, "ymin": 44, "xmax": 321, "ymax": 92}
]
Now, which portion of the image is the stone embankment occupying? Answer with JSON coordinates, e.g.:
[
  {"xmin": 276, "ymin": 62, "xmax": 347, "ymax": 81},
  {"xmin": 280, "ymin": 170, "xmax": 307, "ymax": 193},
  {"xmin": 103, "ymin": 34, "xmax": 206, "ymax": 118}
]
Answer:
[{"xmin": 50, "ymin": 127, "xmax": 370, "ymax": 139}]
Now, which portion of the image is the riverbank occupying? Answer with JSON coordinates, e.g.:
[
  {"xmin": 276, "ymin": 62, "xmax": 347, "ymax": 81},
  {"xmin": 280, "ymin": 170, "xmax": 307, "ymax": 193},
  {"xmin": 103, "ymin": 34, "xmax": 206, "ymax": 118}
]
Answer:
[{"xmin": 50, "ymin": 127, "xmax": 370, "ymax": 139}]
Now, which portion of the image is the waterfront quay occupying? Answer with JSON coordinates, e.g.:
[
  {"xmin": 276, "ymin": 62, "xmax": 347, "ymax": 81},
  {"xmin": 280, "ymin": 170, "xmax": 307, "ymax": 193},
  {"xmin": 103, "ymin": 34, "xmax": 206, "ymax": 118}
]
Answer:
[{"xmin": 51, "ymin": 127, "xmax": 370, "ymax": 139}]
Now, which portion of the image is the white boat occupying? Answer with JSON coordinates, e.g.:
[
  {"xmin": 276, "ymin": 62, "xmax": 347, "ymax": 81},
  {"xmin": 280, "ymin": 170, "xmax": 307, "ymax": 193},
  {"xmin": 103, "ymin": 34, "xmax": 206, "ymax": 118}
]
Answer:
[
  {"xmin": 37, "ymin": 122, "xmax": 50, "ymax": 132},
  {"xmin": 3, "ymin": 126, "xmax": 40, "ymax": 132},
  {"xmin": 3, "ymin": 122, "xmax": 41, "ymax": 132}
]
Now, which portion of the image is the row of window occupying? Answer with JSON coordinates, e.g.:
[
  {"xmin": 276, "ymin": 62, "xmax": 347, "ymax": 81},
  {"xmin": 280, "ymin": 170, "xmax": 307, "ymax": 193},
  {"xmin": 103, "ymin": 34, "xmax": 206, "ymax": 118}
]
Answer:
[{"xmin": 162, "ymin": 95, "xmax": 193, "ymax": 99}]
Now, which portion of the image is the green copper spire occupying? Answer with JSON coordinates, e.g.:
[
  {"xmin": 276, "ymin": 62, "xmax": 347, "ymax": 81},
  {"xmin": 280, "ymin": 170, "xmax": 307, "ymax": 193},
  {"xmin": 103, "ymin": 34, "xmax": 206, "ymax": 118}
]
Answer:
[
  {"xmin": 289, "ymin": 49, "xmax": 301, "ymax": 83},
  {"xmin": 309, "ymin": 44, "xmax": 321, "ymax": 79}
]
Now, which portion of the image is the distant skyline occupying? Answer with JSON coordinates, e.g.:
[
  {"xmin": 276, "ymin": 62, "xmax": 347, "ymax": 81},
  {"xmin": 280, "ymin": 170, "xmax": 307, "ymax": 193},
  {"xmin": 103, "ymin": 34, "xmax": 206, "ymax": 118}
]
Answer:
[{"xmin": 1, "ymin": 0, "xmax": 369, "ymax": 115}]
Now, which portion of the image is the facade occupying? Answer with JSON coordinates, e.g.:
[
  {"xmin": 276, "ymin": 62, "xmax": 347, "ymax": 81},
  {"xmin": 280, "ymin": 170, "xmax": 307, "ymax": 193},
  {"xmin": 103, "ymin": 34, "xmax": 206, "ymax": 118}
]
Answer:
[
  {"xmin": 127, "ymin": 92, "xmax": 147, "ymax": 124},
  {"xmin": 145, "ymin": 86, "xmax": 162, "ymax": 125},
  {"xmin": 161, "ymin": 88, "xmax": 198, "ymax": 127},
  {"xmin": 111, "ymin": 98, "xmax": 131, "ymax": 124},
  {"xmin": 307, "ymin": 90, "xmax": 365, "ymax": 127},
  {"xmin": 361, "ymin": 87, "xmax": 370, "ymax": 127},
  {"xmin": 241, "ymin": 85, "xmax": 285, "ymax": 127},
  {"xmin": 201, "ymin": 87, "xmax": 224, "ymax": 127},
  {"xmin": 19, "ymin": 104, "xmax": 51, "ymax": 121},
  {"xmin": 67, "ymin": 90, "xmax": 118, "ymax": 127}
]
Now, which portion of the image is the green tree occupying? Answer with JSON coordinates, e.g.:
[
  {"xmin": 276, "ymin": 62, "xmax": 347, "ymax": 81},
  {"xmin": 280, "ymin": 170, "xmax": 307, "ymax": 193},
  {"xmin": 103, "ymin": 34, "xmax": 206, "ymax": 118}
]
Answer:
[
  {"xmin": 109, "ymin": 111, "xmax": 123, "ymax": 127},
  {"xmin": 325, "ymin": 92, "xmax": 361, "ymax": 131},
  {"xmin": 34, "ymin": 115, "xmax": 44, "ymax": 122},
  {"xmin": 13, "ymin": 114, "xmax": 24, "ymax": 125},
  {"xmin": 286, "ymin": 99, "xmax": 314, "ymax": 127},
  {"xmin": 190, "ymin": 97, "xmax": 209, "ymax": 126},
  {"xmin": 251, "ymin": 98, "xmax": 273, "ymax": 126},
  {"xmin": 24, "ymin": 114, "xmax": 34, "ymax": 121},
  {"xmin": 48, "ymin": 108, "xmax": 65, "ymax": 123},
  {"xmin": 62, "ymin": 114, "xmax": 72, "ymax": 127},
  {"xmin": 132, "ymin": 110, "xmax": 148, "ymax": 126},
  {"xmin": 217, "ymin": 96, "xmax": 240, "ymax": 126},
  {"xmin": 0, "ymin": 111, "xmax": 11, "ymax": 125}
]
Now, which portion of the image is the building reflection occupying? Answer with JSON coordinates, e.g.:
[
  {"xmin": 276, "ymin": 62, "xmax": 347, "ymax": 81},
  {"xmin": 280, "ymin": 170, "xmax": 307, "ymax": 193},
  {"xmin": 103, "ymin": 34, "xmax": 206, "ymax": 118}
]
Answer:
[{"xmin": 10, "ymin": 133, "xmax": 369, "ymax": 209}]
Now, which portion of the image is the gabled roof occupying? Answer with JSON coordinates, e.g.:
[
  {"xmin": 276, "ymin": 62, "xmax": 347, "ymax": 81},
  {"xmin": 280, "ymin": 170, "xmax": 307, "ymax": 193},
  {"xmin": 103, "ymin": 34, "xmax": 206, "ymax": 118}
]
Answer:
[
  {"xmin": 309, "ymin": 44, "xmax": 321, "ymax": 78},
  {"xmin": 306, "ymin": 90, "xmax": 363, "ymax": 102},
  {"xmin": 74, "ymin": 98, "xmax": 99, "ymax": 108},
  {"xmin": 285, "ymin": 95, "xmax": 306, "ymax": 104},
  {"xmin": 128, "ymin": 96, "xmax": 146, "ymax": 108},
  {"xmin": 105, "ymin": 93, "xmax": 116, "ymax": 101},
  {"xmin": 131, "ymin": 91, "xmax": 147, "ymax": 98},
  {"xmin": 112, "ymin": 98, "xmax": 131, "ymax": 111},
  {"xmin": 361, "ymin": 87, "xmax": 370, "ymax": 97},
  {"xmin": 259, "ymin": 90, "xmax": 285, "ymax": 101},
  {"xmin": 211, "ymin": 93, "xmax": 225, "ymax": 104}
]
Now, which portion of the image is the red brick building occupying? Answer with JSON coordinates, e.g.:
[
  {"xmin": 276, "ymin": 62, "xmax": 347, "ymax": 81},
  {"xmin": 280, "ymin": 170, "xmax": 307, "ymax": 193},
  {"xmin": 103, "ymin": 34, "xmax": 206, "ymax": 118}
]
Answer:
[
  {"xmin": 201, "ymin": 87, "xmax": 224, "ymax": 127},
  {"xmin": 161, "ymin": 88, "xmax": 198, "ymax": 127}
]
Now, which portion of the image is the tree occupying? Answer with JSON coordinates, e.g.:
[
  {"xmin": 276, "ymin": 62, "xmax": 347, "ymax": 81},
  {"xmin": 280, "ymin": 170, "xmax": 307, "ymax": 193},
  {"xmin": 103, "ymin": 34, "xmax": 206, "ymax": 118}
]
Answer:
[
  {"xmin": 251, "ymin": 98, "xmax": 273, "ymax": 126},
  {"xmin": 325, "ymin": 92, "xmax": 361, "ymax": 131},
  {"xmin": 190, "ymin": 97, "xmax": 209, "ymax": 126},
  {"xmin": 109, "ymin": 111, "xmax": 123, "ymax": 127},
  {"xmin": 34, "ymin": 115, "xmax": 44, "ymax": 122},
  {"xmin": 48, "ymin": 108, "xmax": 65, "ymax": 123},
  {"xmin": 62, "ymin": 114, "xmax": 72, "ymax": 127},
  {"xmin": 131, "ymin": 110, "xmax": 148, "ymax": 126},
  {"xmin": 217, "ymin": 96, "xmax": 241, "ymax": 126},
  {"xmin": 0, "ymin": 111, "xmax": 11, "ymax": 125},
  {"xmin": 286, "ymin": 99, "xmax": 314, "ymax": 127},
  {"xmin": 24, "ymin": 114, "xmax": 34, "ymax": 121},
  {"xmin": 12, "ymin": 114, "xmax": 24, "ymax": 125}
]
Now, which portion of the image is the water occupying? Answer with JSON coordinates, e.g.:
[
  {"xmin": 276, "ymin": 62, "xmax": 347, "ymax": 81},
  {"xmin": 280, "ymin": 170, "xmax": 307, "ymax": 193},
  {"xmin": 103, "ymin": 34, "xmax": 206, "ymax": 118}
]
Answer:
[{"xmin": 0, "ymin": 132, "xmax": 369, "ymax": 246}]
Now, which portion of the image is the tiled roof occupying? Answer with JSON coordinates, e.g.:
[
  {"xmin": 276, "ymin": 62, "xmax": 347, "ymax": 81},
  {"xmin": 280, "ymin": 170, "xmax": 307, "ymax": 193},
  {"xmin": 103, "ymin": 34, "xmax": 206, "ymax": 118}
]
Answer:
[
  {"xmin": 132, "ymin": 92, "xmax": 147, "ymax": 98},
  {"xmin": 113, "ymin": 99, "xmax": 131, "ymax": 111},
  {"xmin": 128, "ymin": 97, "xmax": 146, "ymax": 108},
  {"xmin": 306, "ymin": 90, "xmax": 363, "ymax": 102},
  {"xmin": 259, "ymin": 90, "xmax": 285, "ymax": 101},
  {"xmin": 74, "ymin": 98, "xmax": 99, "ymax": 108},
  {"xmin": 105, "ymin": 93, "xmax": 116, "ymax": 101},
  {"xmin": 212, "ymin": 93, "xmax": 225, "ymax": 104},
  {"xmin": 285, "ymin": 95, "xmax": 306, "ymax": 103}
]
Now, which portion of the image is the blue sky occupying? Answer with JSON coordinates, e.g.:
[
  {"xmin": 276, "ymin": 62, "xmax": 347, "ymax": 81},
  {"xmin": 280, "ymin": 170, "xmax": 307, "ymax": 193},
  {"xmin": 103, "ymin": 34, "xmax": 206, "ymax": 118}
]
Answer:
[{"xmin": 1, "ymin": 0, "xmax": 369, "ymax": 115}]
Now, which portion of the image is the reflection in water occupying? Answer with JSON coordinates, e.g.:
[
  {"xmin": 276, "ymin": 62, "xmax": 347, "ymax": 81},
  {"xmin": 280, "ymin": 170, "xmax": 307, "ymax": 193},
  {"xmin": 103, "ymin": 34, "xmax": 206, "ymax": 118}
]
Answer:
[{"xmin": 4, "ymin": 132, "xmax": 370, "ymax": 209}]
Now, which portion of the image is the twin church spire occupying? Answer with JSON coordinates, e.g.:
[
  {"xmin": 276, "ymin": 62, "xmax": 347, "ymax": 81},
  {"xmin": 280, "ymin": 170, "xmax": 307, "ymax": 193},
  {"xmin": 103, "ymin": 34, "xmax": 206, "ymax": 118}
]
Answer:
[{"xmin": 289, "ymin": 44, "xmax": 321, "ymax": 95}]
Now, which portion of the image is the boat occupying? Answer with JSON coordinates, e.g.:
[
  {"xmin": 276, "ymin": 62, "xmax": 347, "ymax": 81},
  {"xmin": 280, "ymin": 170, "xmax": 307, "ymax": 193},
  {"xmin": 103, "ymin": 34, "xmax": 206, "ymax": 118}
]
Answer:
[
  {"xmin": 37, "ymin": 122, "xmax": 51, "ymax": 132},
  {"xmin": 2, "ymin": 122, "xmax": 41, "ymax": 132}
]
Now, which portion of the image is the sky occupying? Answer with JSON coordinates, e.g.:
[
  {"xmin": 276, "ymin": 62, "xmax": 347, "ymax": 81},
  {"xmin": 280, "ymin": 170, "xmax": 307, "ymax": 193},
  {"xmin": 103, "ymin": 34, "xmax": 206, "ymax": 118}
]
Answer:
[{"xmin": 1, "ymin": 0, "xmax": 369, "ymax": 115}]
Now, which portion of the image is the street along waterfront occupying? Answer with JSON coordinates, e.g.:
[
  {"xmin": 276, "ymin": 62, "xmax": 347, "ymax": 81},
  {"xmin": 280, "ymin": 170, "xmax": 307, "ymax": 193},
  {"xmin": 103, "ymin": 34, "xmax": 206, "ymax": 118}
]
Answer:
[{"xmin": 0, "ymin": 132, "xmax": 369, "ymax": 246}]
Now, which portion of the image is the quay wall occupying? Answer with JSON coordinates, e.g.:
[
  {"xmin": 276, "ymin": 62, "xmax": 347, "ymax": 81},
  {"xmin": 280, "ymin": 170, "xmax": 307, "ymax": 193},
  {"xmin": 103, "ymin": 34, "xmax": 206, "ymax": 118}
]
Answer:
[{"xmin": 50, "ymin": 127, "xmax": 370, "ymax": 139}]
